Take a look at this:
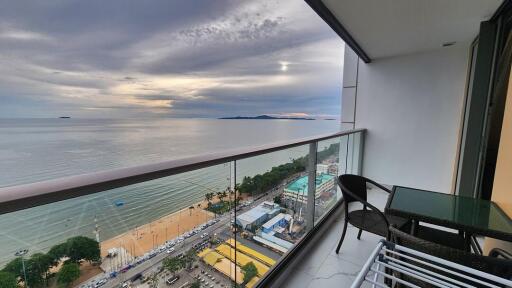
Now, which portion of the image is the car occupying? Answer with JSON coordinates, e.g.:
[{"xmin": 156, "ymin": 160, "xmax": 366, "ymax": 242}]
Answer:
[
  {"xmin": 94, "ymin": 279, "xmax": 107, "ymax": 288},
  {"xmin": 131, "ymin": 273, "xmax": 143, "ymax": 282},
  {"xmin": 167, "ymin": 247, "xmax": 175, "ymax": 254},
  {"xmin": 121, "ymin": 282, "xmax": 130, "ymax": 288},
  {"xmin": 166, "ymin": 275, "xmax": 180, "ymax": 285},
  {"xmin": 120, "ymin": 266, "xmax": 130, "ymax": 273}
]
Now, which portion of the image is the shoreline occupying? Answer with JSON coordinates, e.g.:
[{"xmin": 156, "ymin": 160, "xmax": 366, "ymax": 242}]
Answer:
[{"xmin": 100, "ymin": 199, "xmax": 216, "ymax": 259}]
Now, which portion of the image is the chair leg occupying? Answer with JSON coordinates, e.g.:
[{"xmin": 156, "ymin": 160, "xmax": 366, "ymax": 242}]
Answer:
[
  {"xmin": 357, "ymin": 229, "xmax": 363, "ymax": 240},
  {"xmin": 335, "ymin": 219, "xmax": 348, "ymax": 254}
]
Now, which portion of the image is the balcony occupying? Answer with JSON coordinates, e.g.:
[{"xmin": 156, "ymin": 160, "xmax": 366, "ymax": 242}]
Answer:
[
  {"xmin": 0, "ymin": 129, "xmax": 365, "ymax": 288},
  {"xmin": 279, "ymin": 188, "xmax": 387, "ymax": 288}
]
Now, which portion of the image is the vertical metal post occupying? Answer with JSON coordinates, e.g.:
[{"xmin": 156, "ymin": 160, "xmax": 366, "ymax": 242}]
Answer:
[
  {"xmin": 21, "ymin": 256, "xmax": 28, "ymax": 288},
  {"xmin": 306, "ymin": 142, "xmax": 317, "ymax": 230},
  {"xmin": 356, "ymin": 131, "xmax": 365, "ymax": 175}
]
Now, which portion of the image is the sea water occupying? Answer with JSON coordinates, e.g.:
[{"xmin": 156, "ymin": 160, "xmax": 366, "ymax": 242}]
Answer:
[{"xmin": 0, "ymin": 118, "xmax": 339, "ymax": 264}]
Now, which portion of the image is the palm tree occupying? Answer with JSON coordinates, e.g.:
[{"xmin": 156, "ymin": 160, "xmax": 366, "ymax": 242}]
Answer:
[
  {"xmin": 146, "ymin": 273, "xmax": 159, "ymax": 288},
  {"xmin": 204, "ymin": 193, "xmax": 213, "ymax": 208},
  {"xmin": 220, "ymin": 190, "xmax": 228, "ymax": 201},
  {"xmin": 216, "ymin": 191, "xmax": 224, "ymax": 202},
  {"xmin": 163, "ymin": 257, "xmax": 183, "ymax": 277}
]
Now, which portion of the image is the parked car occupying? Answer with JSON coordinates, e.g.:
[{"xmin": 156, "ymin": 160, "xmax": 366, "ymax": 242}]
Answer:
[
  {"xmin": 131, "ymin": 273, "xmax": 143, "ymax": 282},
  {"xmin": 94, "ymin": 279, "xmax": 107, "ymax": 288},
  {"xmin": 167, "ymin": 247, "xmax": 175, "ymax": 254},
  {"xmin": 166, "ymin": 275, "xmax": 180, "ymax": 285}
]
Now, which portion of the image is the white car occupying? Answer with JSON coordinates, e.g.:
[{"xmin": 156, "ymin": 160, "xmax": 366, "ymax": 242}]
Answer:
[
  {"xmin": 166, "ymin": 248, "xmax": 175, "ymax": 254},
  {"xmin": 94, "ymin": 279, "xmax": 107, "ymax": 288}
]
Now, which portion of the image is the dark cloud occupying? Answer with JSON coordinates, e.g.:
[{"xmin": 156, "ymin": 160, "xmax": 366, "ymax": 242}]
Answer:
[{"xmin": 0, "ymin": 0, "xmax": 344, "ymax": 118}]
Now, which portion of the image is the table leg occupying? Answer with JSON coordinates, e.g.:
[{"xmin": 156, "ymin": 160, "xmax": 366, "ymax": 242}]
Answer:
[
  {"xmin": 411, "ymin": 220, "xmax": 418, "ymax": 236},
  {"xmin": 464, "ymin": 232, "xmax": 471, "ymax": 252}
]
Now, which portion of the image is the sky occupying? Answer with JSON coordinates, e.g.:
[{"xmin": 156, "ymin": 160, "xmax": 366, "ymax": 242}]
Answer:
[{"xmin": 0, "ymin": 0, "xmax": 344, "ymax": 119}]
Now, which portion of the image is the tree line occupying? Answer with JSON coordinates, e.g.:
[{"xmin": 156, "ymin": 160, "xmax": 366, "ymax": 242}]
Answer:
[
  {"xmin": 237, "ymin": 143, "xmax": 339, "ymax": 196},
  {"xmin": 1, "ymin": 236, "xmax": 100, "ymax": 288}
]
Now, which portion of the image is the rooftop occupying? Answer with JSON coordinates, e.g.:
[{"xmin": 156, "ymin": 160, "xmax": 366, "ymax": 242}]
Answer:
[
  {"xmin": 285, "ymin": 174, "xmax": 334, "ymax": 194},
  {"xmin": 237, "ymin": 202, "xmax": 281, "ymax": 225},
  {"xmin": 262, "ymin": 213, "xmax": 292, "ymax": 230}
]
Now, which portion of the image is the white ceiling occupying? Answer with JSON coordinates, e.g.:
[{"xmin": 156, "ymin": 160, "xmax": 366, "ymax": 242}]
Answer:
[{"xmin": 321, "ymin": 0, "xmax": 503, "ymax": 60}]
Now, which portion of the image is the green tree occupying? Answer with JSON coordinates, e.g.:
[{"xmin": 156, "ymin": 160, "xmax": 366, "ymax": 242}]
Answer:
[
  {"xmin": 2, "ymin": 257, "xmax": 44, "ymax": 286},
  {"xmin": 30, "ymin": 253, "xmax": 54, "ymax": 286},
  {"xmin": 204, "ymin": 193, "xmax": 214, "ymax": 207},
  {"xmin": 273, "ymin": 195, "xmax": 282, "ymax": 205},
  {"xmin": 190, "ymin": 280, "xmax": 200, "ymax": 288},
  {"xmin": 146, "ymin": 273, "xmax": 159, "ymax": 288},
  {"xmin": 65, "ymin": 236, "xmax": 100, "ymax": 263},
  {"xmin": 2, "ymin": 257, "xmax": 23, "ymax": 278},
  {"xmin": 0, "ymin": 271, "xmax": 17, "ymax": 288},
  {"xmin": 48, "ymin": 243, "xmax": 68, "ymax": 263},
  {"xmin": 241, "ymin": 262, "xmax": 258, "ymax": 284},
  {"xmin": 216, "ymin": 191, "xmax": 224, "ymax": 202},
  {"xmin": 163, "ymin": 257, "xmax": 183, "ymax": 276},
  {"xmin": 57, "ymin": 263, "xmax": 80, "ymax": 287},
  {"xmin": 181, "ymin": 249, "xmax": 196, "ymax": 270},
  {"xmin": 220, "ymin": 190, "xmax": 228, "ymax": 201}
]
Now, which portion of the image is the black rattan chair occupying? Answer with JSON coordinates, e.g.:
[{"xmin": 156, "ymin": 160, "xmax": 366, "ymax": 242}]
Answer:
[
  {"xmin": 399, "ymin": 221, "xmax": 467, "ymax": 251},
  {"xmin": 389, "ymin": 225, "xmax": 512, "ymax": 286},
  {"xmin": 335, "ymin": 174, "xmax": 409, "ymax": 254}
]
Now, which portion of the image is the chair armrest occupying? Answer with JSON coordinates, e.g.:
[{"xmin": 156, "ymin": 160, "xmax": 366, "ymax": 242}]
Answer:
[
  {"xmin": 489, "ymin": 248, "xmax": 512, "ymax": 260},
  {"xmin": 340, "ymin": 182, "xmax": 390, "ymax": 229},
  {"xmin": 365, "ymin": 177, "xmax": 392, "ymax": 193}
]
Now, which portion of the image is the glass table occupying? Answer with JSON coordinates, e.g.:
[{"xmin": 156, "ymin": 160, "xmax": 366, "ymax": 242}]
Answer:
[{"xmin": 385, "ymin": 186, "xmax": 512, "ymax": 242}]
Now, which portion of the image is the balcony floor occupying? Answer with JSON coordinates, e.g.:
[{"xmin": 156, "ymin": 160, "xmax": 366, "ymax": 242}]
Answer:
[{"xmin": 281, "ymin": 187, "xmax": 389, "ymax": 288}]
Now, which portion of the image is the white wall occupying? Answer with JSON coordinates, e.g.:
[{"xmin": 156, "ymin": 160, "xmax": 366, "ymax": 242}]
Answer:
[{"xmin": 352, "ymin": 45, "xmax": 470, "ymax": 192}]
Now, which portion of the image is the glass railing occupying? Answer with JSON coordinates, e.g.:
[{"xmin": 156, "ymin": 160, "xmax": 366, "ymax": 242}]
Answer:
[{"xmin": 0, "ymin": 129, "xmax": 364, "ymax": 288}]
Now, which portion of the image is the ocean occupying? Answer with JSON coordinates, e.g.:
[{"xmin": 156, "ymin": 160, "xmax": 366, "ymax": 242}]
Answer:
[{"xmin": 0, "ymin": 118, "xmax": 339, "ymax": 265}]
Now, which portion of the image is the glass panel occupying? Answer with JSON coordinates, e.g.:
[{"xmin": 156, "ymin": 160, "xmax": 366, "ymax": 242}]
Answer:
[
  {"xmin": 233, "ymin": 144, "xmax": 310, "ymax": 285},
  {"xmin": 0, "ymin": 164, "xmax": 233, "ymax": 288},
  {"xmin": 345, "ymin": 131, "xmax": 363, "ymax": 175},
  {"xmin": 314, "ymin": 137, "xmax": 342, "ymax": 223}
]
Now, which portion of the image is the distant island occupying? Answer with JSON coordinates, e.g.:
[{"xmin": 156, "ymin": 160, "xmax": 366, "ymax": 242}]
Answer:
[{"xmin": 219, "ymin": 115, "xmax": 315, "ymax": 120}]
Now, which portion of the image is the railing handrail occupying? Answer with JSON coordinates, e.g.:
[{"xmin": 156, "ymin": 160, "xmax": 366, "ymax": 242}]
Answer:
[{"xmin": 0, "ymin": 128, "xmax": 365, "ymax": 215}]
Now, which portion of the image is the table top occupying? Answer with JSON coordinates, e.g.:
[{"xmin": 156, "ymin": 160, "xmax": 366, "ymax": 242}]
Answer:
[{"xmin": 385, "ymin": 186, "xmax": 512, "ymax": 241}]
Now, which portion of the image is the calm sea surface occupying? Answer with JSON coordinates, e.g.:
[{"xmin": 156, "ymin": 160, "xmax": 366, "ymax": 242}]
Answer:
[{"xmin": 0, "ymin": 118, "xmax": 339, "ymax": 265}]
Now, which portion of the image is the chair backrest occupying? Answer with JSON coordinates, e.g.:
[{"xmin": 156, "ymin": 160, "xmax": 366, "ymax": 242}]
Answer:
[
  {"xmin": 337, "ymin": 174, "xmax": 368, "ymax": 203},
  {"xmin": 389, "ymin": 226, "xmax": 512, "ymax": 279}
]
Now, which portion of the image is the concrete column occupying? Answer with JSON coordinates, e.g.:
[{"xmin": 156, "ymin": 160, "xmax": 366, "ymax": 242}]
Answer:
[{"xmin": 341, "ymin": 47, "xmax": 359, "ymax": 131}]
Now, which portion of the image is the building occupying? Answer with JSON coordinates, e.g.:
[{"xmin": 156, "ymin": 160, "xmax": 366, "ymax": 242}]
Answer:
[
  {"xmin": 262, "ymin": 213, "xmax": 292, "ymax": 234},
  {"xmin": 316, "ymin": 164, "xmax": 329, "ymax": 174},
  {"xmin": 283, "ymin": 174, "xmax": 335, "ymax": 203},
  {"xmin": 316, "ymin": 163, "xmax": 338, "ymax": 175},
  {"xmin": 235, "ymin": 201, "xmax": 281, "ymax": 231}
]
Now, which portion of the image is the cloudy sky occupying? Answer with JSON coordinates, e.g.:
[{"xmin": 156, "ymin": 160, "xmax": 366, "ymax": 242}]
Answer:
[{"xmin": 0, "ymin": 0, "xmax": 344, "ymax": 118}]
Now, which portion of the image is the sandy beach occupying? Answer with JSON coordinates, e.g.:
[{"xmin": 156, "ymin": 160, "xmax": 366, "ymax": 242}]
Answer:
[{"xmin": 100, "ymin": 204, "xmax": 215, "ymax": 258}]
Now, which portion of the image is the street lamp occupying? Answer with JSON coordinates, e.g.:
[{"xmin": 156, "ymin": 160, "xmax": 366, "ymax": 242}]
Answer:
[{"xmin": 15, "ymin": 249, "xmax": 29, "ymax": 288}]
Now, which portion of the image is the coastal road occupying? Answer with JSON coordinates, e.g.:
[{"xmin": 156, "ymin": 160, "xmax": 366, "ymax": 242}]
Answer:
[
  {"xmin": 78, "ymin": 213, "xmax": 232, "ymax": 288},
  {"xmin": 79, "ymin": 177, "xmax": 295, "ymax": 288}
]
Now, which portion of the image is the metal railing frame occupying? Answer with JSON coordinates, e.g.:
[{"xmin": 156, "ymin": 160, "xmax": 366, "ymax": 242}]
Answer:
[{"xmin": 0, "ymin": 128, "xmax": 366, "ymax": 287}]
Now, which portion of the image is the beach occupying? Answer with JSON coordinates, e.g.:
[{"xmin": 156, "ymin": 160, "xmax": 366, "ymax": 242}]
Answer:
[{"xmin": 100, "ymin": 204, "xmax": 215, "ymax": 258}]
